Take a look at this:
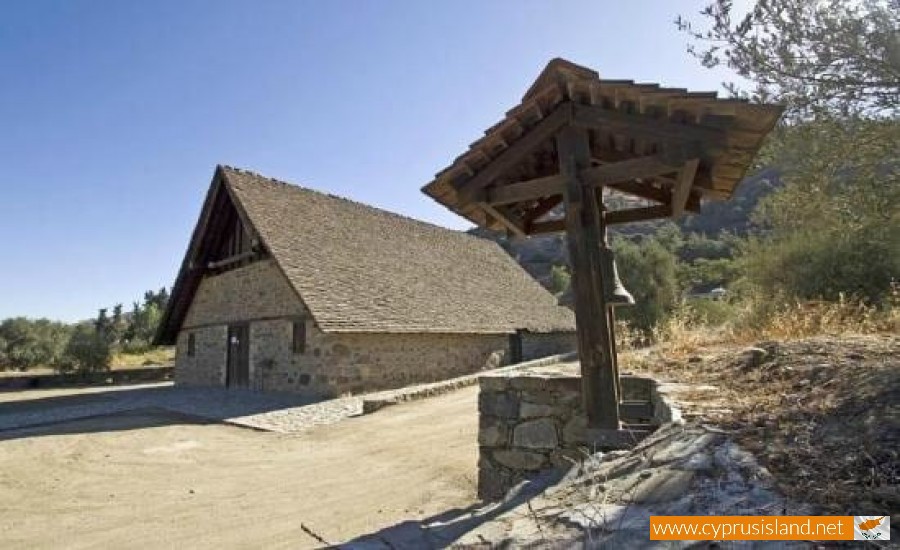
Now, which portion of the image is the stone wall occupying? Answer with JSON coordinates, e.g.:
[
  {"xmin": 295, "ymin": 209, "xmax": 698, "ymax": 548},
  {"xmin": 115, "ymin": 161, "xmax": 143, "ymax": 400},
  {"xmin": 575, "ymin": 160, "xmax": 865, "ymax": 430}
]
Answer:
[
  {"xmin": 175, "ymin": 325, "xmax": 227, "ymax": 386},
  {"xmin": 253, "ymin": 328, "xmax": 509, "ymax": 397},
  {"xmin": 174, "ymin": 259, "xmax": 577, "ymax": 397},
  {"xmin": 182, "ymin": 259, "xmax": 306, "ymax": 328},
  {"xmin": 477, "ymin": 369, "xmax": 658, "ymax": 500},
  {"xmin": 176, "ymin": 259, "xmax": 306, "ymax": 386},
  {"xmin": 521, "ymin": 331, "xmax": 576, "ymax": 360}
]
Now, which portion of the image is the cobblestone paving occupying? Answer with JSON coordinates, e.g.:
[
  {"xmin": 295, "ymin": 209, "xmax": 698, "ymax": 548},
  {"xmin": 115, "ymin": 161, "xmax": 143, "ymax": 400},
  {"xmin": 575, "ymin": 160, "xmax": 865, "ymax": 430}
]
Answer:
[
  {"xmin": 0, "ymin": 383, "xmax": 363, "ymax": 434},
  {"xmin": 0, "ymin": 353, "xmax": 576, "ymax": 435}
]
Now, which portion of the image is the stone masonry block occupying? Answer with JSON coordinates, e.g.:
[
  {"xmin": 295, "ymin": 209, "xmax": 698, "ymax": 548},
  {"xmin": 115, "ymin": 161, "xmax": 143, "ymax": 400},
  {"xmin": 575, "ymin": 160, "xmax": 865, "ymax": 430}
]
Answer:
[
  {"xmin": 478, "ymin": 422, "xmax": 509, "ymax": 447},
  {"xmin": 493, "ymin": 449, "xmax": 548, "ymax": 471},
  {"xmin": 479, "ymin": 375, "xmax": 510, "ymax": 392},
  {"xmin": 479, "ymin": 391, "xmax": 519, "ymax": 418},
  {"xmin": 513, "ymin": 418, "xmax": 559, "ymax": 450},
  {"xmin": 519, "ymin": 401, "xmax": 560, "ymax": 419}
]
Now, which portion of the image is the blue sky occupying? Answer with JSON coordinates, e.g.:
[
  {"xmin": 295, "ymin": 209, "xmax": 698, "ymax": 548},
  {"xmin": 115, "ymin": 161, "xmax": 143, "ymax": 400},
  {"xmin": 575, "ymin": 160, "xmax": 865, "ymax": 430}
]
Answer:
[{"xmin": 0, "ymin": 0, "xmax": 748, "ymax": 321}]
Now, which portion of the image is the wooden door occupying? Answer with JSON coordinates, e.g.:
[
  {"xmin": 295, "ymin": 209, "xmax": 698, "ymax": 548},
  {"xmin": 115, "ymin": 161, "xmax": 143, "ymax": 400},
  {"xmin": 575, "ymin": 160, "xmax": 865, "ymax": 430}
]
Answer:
[
  {"xmin": 508, "ymin": 329, "xmax": 524, "ymax": 364},
  {"xmin": 226, "ymin": 324, "xmax": 250, "ymax": 389}
]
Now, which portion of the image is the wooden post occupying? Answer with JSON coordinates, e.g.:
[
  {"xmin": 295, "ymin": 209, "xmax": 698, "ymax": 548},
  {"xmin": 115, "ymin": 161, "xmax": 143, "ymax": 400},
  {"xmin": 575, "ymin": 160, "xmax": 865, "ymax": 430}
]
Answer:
[{"xmin": 557, "ymin": 125, "xmax": 620, "ymax": 429}]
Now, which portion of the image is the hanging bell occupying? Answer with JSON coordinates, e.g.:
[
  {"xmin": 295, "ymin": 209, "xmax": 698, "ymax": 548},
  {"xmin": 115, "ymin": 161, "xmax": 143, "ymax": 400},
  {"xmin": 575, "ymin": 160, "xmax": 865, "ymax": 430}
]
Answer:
[{"xmin": 600, "ymin": 247, "xmax": 634, "ymax": 307}]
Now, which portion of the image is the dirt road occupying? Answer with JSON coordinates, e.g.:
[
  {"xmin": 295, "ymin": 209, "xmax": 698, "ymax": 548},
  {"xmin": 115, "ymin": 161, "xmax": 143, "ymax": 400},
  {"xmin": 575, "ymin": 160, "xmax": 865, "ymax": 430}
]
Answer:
[{"xmin": 0, "ymin": 386, "xmax": 480, "ymax": 549}]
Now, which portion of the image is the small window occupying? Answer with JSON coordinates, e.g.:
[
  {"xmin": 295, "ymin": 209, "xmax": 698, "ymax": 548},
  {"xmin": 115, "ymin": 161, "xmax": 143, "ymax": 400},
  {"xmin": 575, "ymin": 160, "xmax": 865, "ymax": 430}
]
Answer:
[
  {"xmin": 292, "ymin": 320, "xmax": 306, "ymax": 354},
  {"xmin": 187, "ymin": 333, "xmax": 196, "ymax": 357}
]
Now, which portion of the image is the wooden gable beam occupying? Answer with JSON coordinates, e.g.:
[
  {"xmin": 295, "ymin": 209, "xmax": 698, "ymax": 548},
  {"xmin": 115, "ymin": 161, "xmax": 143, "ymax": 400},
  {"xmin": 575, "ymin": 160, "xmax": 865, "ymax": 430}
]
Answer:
[
  {"xmin": 456, "ymin": 103, "xmax": 572, "ymax": 203},
  {"xmin": 572, "ymin": 103, "xmax": 726, "ymax": 146}
]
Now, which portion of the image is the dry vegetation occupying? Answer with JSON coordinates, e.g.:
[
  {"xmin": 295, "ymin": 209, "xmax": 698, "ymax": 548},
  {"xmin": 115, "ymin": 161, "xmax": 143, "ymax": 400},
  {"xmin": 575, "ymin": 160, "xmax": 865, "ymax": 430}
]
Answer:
[
  {"xmin": 620, "ymin": 299, "xmax": 899, "ymax": 516},
  {"xmin": 109, "ymin": 347, "xmax": 175, "ymax": 369}
]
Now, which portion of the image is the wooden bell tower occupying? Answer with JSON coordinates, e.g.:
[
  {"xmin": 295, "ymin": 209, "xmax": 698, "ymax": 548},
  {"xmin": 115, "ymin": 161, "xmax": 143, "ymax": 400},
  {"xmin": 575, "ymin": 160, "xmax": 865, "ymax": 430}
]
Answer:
[{"xmin": 423, "ymin": 59, "xmax": 782, "ymax": 433}]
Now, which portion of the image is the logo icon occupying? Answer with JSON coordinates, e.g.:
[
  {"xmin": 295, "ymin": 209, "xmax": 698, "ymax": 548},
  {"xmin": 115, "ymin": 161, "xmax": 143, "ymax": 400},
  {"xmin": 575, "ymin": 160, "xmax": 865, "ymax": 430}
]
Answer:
[{"xmin": 855, "ymin": 516, "xmax": 890, "ymax": 541}]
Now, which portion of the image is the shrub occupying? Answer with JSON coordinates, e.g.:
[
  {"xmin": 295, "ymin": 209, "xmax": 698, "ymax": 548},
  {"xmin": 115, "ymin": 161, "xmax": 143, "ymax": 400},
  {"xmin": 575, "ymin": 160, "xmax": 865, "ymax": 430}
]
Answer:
[
  {"xmin": 57, "ymin": 324, "xmax": 111, "ymax": 375},
  {"xmin": 613, "ymin": 237, "xmax": 679, "ymax": 333},
  {"xmin": 549, "ymin": 264, "xmax": 571, "ymax": 296}
]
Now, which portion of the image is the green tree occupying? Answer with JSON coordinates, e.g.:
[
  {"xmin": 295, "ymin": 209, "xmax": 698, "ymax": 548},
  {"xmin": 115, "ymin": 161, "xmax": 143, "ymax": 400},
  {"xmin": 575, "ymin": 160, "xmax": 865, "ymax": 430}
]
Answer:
[
  {"xmin": 613, "ymin": 237, "xmax": 680, "ymax": 332},
  {"xmin": 681, "ymin": 0, "xmax": 900, "ymax": 304},
  {"xmin": 58, "ymin": 323, "xmax": 111, "ymax": 374},
  {"xmin": 0, "ymin": 317, "xmax": 71, "ymax": 371},
  {"xmin": 742, "ymin": 118, "xmax": 900, "ymax": 302},
  {"xmin": 677, "ymin": 0, "xmax": 899, "ymax": 118},
  {"xmin": 549, "ymin": 264, "xmax": 572, "ymax": 296},
  {"xmin": 653, "ymin": 222, "xmax": 684, "ymax": 254},
  {"xmin": 679, "ymin": 257, "xmax": 741, "ymax": 294}
]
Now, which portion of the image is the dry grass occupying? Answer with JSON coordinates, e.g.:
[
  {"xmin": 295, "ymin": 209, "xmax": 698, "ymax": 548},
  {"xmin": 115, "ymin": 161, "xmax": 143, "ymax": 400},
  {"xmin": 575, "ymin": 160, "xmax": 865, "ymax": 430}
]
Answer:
[
  {"xmin": 615, "ymin": 292, "xmax": 900, "ymax": 516},
  {"xmin": 649, "ymin": 293, "xmax": 898, "ymax": 361},
  {"xmin": 109, "ymin": 347, "xmax": 175, "ymax": 369}
]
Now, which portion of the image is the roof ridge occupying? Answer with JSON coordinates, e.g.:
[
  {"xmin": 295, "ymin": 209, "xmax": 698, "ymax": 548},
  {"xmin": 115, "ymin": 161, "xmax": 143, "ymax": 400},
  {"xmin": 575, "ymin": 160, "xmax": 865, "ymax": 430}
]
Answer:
[{"xmin": 219, "ymin": 165, "xmax": 500, "ymax": 246}]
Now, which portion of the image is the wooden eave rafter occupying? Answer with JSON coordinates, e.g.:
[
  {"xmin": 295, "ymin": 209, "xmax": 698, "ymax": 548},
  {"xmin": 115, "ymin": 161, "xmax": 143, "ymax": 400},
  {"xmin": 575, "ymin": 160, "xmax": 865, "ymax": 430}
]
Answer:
[
  {"xmin": 456, "ymin": 102, "xmax": 572, "ymax": 202},
  {"xmin": 434, "ymin": 74, "xmax": 781, "ymax": 236},
  {"xmin": 572, "ymin": 103, "xmax": 728, "ymax": 146}
]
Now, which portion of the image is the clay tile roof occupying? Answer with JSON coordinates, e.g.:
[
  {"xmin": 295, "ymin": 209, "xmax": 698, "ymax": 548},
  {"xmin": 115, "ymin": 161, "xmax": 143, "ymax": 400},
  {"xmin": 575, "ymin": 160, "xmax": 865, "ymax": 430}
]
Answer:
[
  {"xmin": 166, "ymin": 166, "xmax": 574, "ymax": 336},
  {"xmin": 422, "ymin": 58, "xmax": 784, "ymax": 231}
]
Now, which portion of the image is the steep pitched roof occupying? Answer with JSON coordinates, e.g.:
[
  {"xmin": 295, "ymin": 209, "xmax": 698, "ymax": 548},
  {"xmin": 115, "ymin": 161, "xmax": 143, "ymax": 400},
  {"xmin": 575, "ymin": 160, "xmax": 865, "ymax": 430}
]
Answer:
[{"xmin": 156, "ymin": 166, "xmax": 574, "ymax": 343}]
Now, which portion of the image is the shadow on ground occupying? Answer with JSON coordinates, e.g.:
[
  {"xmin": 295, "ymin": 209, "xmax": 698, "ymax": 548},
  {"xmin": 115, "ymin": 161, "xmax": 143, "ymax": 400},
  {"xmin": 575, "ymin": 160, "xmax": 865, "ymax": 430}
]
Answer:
[
  {"xmin": 0, "ymin": 384, "xmax": 332, "ymax": 441},
  {"xmin": 340, "ymin": 470, "xmax": 566, "ymax": 549},
  {"xmin": 0, "ymin": 407, "xmax": 215, "ymax": 442}
]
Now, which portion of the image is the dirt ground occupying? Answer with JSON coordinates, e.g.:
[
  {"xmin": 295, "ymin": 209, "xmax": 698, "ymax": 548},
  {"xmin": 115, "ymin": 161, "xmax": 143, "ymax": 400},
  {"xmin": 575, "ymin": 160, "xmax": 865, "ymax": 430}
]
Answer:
[{"xmin": 0, "ymin": 386, "xmax": 480, "ymax": 549}]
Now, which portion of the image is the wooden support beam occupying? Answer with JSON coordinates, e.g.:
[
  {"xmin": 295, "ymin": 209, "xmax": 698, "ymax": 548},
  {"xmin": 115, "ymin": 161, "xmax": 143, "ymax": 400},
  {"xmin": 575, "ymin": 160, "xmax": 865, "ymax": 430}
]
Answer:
[
  {"xmin": 528, "ymin": 204, "xmax": 676, "ymax": 234},
  {"xmin": 579, "ymin": 155, "xmax": 681, "ymax": 189},
  {"xmin": 481, "ymin": 174, "xmax": 565, "ymax": 206},
  {"xmin": 557, "ymin": 124, "xmax": 620, "ymax": 430},
  {"xmin": 607, "ymin": 180, "xmax": 701, "ymax": 213},
  {"xmin": 207, "ymin": 250, "xmax": 256, "ymax": 270},
  {"xmin": 457, "ymin": 104, "xmax": 572, "ymax": 203},
  {"xmin": 478, "ymin": 202, "xmax": 527, "ymax": 237},
  {"xmin": 671, "ymin": 158, "xmax": 700, "ymax": 218},
  {"xmin": 572, "ymin": 103, "xmax": 726, "ymax": 146},
  {"xmin": 528, "ymin": 218, "xmax": 566, "ymax": 235},
  {"xmin": 481, "ymin": 154, "xmax": 704, "ymax": 211},
  {"xmin": 606, "ymin": 205, "xmax": 673, "ymax": 225},
  {"xmin": 523, "ymin": 196, "xmax": 562, "ymax": 224}
]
